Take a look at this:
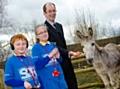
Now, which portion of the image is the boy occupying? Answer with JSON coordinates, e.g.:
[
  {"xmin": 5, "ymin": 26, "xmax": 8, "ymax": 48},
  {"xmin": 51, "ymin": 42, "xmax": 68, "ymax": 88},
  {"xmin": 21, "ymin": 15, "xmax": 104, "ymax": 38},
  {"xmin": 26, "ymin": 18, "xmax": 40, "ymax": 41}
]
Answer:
[{"xmin": 4, "ymin": 34, "xmax": 40, "ymax": 89}]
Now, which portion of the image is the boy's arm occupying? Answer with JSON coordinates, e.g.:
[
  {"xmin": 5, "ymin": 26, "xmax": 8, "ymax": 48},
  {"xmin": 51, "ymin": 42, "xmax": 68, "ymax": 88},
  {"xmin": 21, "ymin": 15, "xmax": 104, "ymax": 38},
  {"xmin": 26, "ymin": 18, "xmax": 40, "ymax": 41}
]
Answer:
[
  {"xmin": 4, "ymin": 60, "xmax": 24, "ymax": 87},
  {"xmin": 5, "ymin": 79, "xmax": 24, "ymax": 87}
]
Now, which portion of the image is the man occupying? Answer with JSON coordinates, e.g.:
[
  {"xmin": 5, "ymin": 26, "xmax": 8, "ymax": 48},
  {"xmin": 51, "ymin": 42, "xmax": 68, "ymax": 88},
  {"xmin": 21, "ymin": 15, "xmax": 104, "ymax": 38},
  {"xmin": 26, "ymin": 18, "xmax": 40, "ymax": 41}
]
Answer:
[{"xmin": 43, "ymin": 2, "xmax": 78, "ymax": 89}]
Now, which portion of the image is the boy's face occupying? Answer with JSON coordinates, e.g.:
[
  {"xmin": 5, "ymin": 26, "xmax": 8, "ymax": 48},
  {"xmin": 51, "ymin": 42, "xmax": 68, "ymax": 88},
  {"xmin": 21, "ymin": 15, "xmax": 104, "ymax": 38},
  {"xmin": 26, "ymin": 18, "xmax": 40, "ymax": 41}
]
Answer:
[{"xmin": 13, "ymin": 39, "xmax": 27, "ymax": 54}]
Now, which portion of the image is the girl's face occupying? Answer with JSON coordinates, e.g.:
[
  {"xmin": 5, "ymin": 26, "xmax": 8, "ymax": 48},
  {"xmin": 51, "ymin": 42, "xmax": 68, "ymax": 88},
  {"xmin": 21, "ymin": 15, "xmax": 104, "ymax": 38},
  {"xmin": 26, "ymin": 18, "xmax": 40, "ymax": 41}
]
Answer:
[
  {"xmin": 13, "ymin": 39, "xmax": 27, "ymax": 54},
  {"xmin": 36, "ymin": 26, "xmax": 49, "ymax": 42}
]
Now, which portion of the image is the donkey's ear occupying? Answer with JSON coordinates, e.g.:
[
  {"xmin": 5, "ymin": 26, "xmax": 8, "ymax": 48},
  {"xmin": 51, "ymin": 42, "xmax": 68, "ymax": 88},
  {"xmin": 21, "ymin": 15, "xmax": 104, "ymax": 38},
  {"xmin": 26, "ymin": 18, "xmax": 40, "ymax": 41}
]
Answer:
[
  {"xmin": 76, "ymin": 30, "xmax": 85, "ymax": 40},
  {"xmin": 88, "ymin": 27, "xmax": 93, "ymax": 37}
]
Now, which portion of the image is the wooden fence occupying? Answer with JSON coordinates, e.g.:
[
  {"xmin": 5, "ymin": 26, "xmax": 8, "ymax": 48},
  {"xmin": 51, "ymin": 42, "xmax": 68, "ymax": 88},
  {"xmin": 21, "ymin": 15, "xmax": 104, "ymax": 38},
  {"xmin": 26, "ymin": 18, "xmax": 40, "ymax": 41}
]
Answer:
[
  {"xmin": 0, "ymin": 69, "xmax": 7, "ymax": 89},
  {"xmin": 67, "ymin": 36, "xmax": 120, "ymax": 52},
  {"xmin": 71, "ymin": 54, "xmax": 104, "ymax": 89},
  {"xmin": 71, "ymin": 44, "xmax": 120, "ymax": 89},
  {"xmin": 0, "ymin": 44, "xmax": 120, "ymax": 89}
]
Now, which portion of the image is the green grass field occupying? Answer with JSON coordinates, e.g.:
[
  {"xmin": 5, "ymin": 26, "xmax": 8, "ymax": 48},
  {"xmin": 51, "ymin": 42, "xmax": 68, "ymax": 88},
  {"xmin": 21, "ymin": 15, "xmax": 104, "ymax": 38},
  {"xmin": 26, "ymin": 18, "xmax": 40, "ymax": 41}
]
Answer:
[
  {"xmin": 7, "ymin": 86, "xmax": 11, "ymax": 89},
  {"xmin": 76, "ymin": 70, "xmax": 104, "ymax": 89}
]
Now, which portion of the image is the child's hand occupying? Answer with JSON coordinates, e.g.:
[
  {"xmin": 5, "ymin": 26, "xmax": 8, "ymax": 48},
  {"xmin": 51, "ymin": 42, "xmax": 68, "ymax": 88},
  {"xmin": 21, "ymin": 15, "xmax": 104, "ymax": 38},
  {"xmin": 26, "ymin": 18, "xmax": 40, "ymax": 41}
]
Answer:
[
  {"xmin": 55, "ymin": 52, "xmax": 60, "ymax": 59},
  {"xmin": 48, "ymin": 48, "xmax": 58, "ymax": 58},
  {"xmin": 24, "ymin": 81, "xmax": 32, "ymax": 89}
]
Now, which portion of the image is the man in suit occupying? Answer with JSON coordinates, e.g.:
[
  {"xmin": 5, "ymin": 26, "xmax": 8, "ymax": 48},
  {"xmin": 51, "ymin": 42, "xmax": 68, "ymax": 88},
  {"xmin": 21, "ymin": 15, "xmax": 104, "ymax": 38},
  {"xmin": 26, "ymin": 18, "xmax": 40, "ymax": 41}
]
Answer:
[{"xmin": 43, "ymin": 2, "xmax": 79, "ymax": 89}]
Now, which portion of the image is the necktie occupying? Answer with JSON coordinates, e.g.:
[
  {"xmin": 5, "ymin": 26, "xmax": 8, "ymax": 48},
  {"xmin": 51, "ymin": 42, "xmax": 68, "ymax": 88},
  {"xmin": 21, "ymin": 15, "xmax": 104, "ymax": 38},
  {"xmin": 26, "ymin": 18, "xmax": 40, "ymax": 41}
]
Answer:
[
  {"xmin": 53, "ymin": 24, "xmax": 64, "ymax": 40},
  {"xmin": 53, "ymin": 24, "xmax": 59, "ymax": 32}
]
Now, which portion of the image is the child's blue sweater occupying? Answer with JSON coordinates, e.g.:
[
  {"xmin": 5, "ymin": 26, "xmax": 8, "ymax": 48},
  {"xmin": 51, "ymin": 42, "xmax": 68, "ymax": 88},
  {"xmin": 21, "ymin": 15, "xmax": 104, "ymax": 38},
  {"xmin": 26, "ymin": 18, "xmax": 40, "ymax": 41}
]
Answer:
[
  {"xmin": 4, "ymin": 55, "xmax": 40, "ymax": 89},
  {"xmin": 32, "ymin": 42, "xmax": 68, "ymax": 89}
]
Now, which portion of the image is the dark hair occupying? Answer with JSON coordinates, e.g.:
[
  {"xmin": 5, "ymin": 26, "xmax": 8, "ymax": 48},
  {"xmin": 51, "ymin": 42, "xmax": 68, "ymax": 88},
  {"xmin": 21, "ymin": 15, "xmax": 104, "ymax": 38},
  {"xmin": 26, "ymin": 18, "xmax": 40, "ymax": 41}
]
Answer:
[{"xmin": 43, "ymin": 2, "xmax": 56, "ymax": 12}]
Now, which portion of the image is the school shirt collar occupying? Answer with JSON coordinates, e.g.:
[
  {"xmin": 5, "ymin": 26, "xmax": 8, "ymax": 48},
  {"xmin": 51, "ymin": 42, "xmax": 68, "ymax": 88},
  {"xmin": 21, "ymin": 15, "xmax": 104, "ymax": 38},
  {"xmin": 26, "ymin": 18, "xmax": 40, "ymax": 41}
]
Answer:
[
  {"xmin": 14, "ymin": 53, "xmax": 27, "ymax": 57},
  {"xmin": 40, "ymin": 41, "xmax": 50, "ymax": 46}
]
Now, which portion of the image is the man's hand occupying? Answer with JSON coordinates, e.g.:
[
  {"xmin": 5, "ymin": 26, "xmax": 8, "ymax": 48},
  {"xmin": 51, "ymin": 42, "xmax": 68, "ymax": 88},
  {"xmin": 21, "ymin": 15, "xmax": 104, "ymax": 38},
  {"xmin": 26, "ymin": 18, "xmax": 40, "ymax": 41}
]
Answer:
[{"xmin": 68, "ymin": 51, "xmax": 82, "ymax": 57}]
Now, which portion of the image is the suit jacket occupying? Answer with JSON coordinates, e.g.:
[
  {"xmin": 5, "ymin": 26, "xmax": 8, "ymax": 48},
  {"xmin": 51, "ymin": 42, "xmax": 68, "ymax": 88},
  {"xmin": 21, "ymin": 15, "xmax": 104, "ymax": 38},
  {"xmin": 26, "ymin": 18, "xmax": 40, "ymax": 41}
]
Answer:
[{"xmin": 44, "ymin": 21, "xmax": 69, "ymax": 59}]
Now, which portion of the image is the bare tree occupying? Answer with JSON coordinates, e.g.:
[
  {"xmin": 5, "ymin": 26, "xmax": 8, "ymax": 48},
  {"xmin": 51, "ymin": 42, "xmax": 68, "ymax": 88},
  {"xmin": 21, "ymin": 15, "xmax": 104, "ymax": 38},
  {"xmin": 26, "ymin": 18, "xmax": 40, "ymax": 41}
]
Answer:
[
  {"xmin": 0, "ymin": 0, "xmax": 13, "ymax": 29},
  {"xmin": 107, "ymin": 21, "xmax": 115, "ymax": 37},
  {"xmin": 72, "ymin": 8, "xmax": 100, "ymax": 44},
  {"xmin": 0, "ymin": 0, "xmax": 39, "ymax": 60},
  {"xmin": 66, "ymin": 7, "xmax": 117, "ymax": 45},
  {"xmin": 0, "ymin": 0, "xmax": 12, "ymax": 61},
  {"xmin": 0, "ymin": 19, "xmax": 39, "ymax": 61},
  {"xmin": 65, "ymin": 16, "xmax": 76, "ymax": 44},
  {"xmin": 0, "ymin": 0, "xmax": 7, "ymax": 28},
  {"xmin": 65, "ymin": 8, "xmax": 98, "ymax": 44}
]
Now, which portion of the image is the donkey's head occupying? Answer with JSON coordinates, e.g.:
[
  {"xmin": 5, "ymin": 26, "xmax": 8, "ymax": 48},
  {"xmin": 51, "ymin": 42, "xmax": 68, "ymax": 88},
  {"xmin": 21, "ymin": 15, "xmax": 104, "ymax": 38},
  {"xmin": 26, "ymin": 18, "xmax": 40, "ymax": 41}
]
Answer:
[{"xmin": 76, "ymin": 27, "xmax": 95, "ymax": 64}]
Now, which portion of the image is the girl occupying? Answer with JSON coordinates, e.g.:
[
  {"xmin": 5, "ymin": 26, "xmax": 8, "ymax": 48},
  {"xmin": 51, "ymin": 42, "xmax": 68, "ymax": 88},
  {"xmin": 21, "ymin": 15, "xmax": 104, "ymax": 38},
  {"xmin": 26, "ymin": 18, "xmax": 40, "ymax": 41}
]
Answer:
[{"xmin": 32, "ymin": 24, "xmax": 68, "ymax": 89}]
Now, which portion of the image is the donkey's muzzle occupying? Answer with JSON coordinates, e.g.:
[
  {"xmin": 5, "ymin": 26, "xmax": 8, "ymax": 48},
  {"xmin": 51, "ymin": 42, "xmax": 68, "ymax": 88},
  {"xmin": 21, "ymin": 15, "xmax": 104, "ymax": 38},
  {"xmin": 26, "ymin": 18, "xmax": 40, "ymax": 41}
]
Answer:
[{"xmin": 87, "ymin": 58, "xmax": 93, "ymax": 64}]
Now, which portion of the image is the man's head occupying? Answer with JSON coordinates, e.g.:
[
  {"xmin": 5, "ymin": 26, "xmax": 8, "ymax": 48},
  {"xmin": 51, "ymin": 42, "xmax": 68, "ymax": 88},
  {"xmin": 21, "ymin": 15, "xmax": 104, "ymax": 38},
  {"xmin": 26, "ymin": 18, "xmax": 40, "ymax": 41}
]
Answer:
[
  {"xmin": 43, "ymin": 2, "xmax": 57, "ymax": 22},
  {"xmin": 10, "ymin": 34, "xmax": 28, "ymax": 54}
]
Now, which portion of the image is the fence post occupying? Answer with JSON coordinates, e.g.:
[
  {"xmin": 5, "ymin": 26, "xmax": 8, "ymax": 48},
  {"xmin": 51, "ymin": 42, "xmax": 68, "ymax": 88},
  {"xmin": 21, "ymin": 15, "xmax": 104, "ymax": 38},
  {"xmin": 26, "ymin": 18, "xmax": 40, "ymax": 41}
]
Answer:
[{"xmin": 0, "ymin": 69, "xmax": 7, "ymax": 89}]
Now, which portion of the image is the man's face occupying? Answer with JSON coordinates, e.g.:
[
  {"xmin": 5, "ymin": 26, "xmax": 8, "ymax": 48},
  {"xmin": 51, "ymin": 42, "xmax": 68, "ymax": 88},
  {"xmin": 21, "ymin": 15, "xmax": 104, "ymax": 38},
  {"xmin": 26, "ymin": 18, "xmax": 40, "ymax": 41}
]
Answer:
[{"xmin": 43, "ymin": 4, "xmax": 56, "ymax": 22}]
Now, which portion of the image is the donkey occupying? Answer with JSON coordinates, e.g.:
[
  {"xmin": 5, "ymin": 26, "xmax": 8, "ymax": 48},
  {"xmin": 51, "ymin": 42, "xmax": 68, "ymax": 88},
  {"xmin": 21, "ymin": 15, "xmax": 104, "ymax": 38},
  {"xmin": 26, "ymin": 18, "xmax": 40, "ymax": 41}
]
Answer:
[{"xmin": 76, "ymin": 27, "xmax": 120, "ymax": 89}]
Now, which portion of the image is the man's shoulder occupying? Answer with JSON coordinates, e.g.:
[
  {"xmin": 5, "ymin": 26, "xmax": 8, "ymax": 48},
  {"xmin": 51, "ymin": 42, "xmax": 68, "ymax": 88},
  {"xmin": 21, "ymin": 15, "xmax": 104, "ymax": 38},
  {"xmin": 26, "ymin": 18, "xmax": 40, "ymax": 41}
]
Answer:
[
  {"xmin": 56, "ymin": 22, "xmax": 62, "ymax": 26},
  {"xmin": 44, "ymin": 20, "xmax": 62, "ymax": 26}
]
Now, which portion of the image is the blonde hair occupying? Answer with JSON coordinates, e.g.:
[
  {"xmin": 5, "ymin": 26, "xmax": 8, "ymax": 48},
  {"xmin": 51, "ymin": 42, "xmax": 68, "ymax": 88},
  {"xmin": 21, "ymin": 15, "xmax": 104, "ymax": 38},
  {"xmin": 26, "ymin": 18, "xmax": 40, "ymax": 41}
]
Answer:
[{"xmin": 35, "ymin": 24, "xmax": 47, "ymax": 43}]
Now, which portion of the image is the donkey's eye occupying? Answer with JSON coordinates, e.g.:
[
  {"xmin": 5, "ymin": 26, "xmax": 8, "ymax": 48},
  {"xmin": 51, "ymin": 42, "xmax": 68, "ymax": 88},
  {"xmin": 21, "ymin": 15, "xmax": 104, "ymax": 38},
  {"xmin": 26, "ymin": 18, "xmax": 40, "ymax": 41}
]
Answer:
[
  {"xmin": 81, "ymin": 46, "xmax": 84, "ymax": 48},
  {"xmin": 91, "ymin": 43, "xmax": 94, "ymax": 46}
]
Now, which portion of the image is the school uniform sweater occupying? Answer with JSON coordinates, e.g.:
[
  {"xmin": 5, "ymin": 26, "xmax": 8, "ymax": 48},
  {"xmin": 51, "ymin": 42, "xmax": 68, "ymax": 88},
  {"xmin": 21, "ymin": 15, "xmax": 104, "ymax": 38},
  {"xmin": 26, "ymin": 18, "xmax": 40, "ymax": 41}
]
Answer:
[
  {"xmin": 32, "ymin": 42, "xmax": 68, "ymax": 89},
  {"xmin": 4, "ymin": 55, "xmax": 40, "ymax": 89}
]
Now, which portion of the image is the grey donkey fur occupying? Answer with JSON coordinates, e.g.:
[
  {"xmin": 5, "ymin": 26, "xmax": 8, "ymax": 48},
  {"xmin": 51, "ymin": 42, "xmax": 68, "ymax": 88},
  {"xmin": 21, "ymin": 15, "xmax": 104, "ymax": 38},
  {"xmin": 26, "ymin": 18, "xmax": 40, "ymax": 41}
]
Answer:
[{"xmin": 76, "ymin": 27, "xmax": 120, "ymax": 89}]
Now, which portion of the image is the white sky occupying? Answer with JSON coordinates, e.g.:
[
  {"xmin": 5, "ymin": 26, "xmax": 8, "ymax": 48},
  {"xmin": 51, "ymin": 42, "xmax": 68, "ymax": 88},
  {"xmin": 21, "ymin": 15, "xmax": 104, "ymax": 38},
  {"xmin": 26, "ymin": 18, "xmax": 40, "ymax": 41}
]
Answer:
[
  {"xmin": 2, "ymin": 0, "xmax": 120, "ymax": 43},
  {"xmin": 6, "ymin": 0, "xmax": 120, "ymax": 26}
]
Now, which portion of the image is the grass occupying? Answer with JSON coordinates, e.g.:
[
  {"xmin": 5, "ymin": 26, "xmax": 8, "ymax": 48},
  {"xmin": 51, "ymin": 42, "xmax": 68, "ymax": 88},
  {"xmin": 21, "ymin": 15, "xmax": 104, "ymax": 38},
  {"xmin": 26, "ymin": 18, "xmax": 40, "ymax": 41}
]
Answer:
[
  {"xmin": 7, "ymin": 86, "xmax": 12, "ymax": 89},
  {"xmin": 76, "ymin": 70, "xmax": 104, "ymax": 89}
]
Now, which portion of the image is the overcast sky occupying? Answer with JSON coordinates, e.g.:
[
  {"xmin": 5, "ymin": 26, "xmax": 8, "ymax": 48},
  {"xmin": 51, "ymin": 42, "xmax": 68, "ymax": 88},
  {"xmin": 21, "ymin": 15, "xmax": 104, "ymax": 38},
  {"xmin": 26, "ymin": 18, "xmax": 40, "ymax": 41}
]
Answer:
[
  {"xmin": 2, "ymin": 0, "xmax": 120, "ymax": 43},
  {"xmin": 6, "ymin": 0, "xmax": 120, "ymax": 26}
]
